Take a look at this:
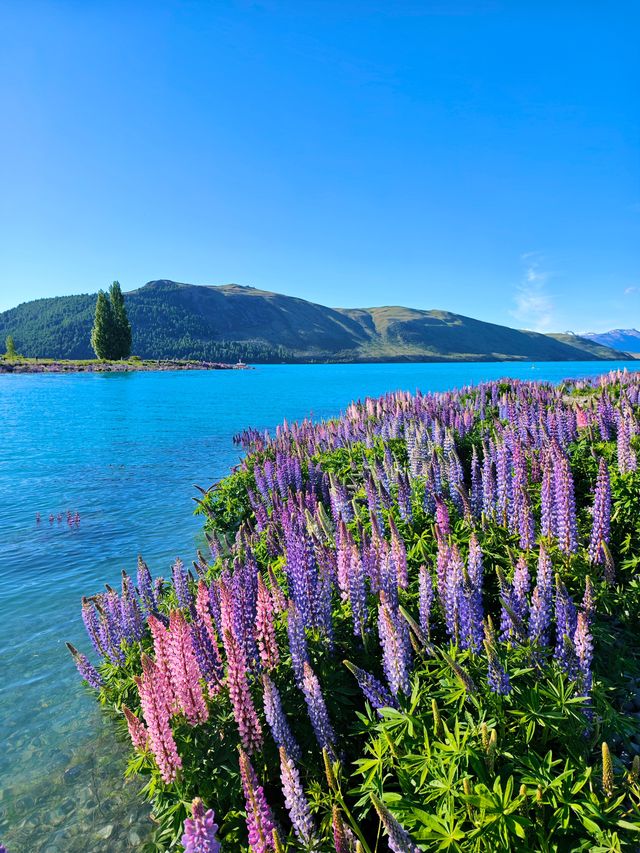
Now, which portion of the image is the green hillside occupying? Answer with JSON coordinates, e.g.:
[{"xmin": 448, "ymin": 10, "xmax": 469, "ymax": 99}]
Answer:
[{"xmin": 0, "ymin": 279, "xmax": 629, "ymax": 363}]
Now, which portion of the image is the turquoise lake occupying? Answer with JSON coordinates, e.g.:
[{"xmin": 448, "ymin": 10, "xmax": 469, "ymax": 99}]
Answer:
[{"xmin": 1, "ymin": 360, "xmax": 639, "ymax": 852}]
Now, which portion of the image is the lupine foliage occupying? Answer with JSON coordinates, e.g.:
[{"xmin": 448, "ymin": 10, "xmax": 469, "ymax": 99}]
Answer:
[{"xmin": 70, "ymin": 371, "xmax": 640, "ymax": 851}]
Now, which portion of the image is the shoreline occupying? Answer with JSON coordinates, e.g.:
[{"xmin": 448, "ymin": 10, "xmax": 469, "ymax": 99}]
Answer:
[{"xmin": 0, "ymin": 358, "xmax": 251, "ymax": 374}]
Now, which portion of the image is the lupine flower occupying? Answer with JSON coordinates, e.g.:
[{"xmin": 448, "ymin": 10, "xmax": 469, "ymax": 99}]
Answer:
[
  {"xmin": 137, "ymin": 654, "xmax": 182, "ymax": 783},
  {"xmin": 66, "ymin": 643, "xmax": 103, "ymax": 689},
  {"xmin": 167, "ymin": 610, "xmax": 209, "ymax": 725},
  {"xmin": 148, "ymin": 614, "xmax": 177, "ymax": 713},
  {"xmin": 378, "ymin": 596, "xmax": 412, "ymax": 697},
  {"xmin": 574, "ymin": 611, "xmax": 593, "ymax": 695},
  {"xmin": 347, "ymin": 545, "xmax": 368, "ymax": 636},
  {"xmin": 256, "ymin": 575, "xmax": 280, "ymax": 670},
  {"xmin": 370, "ymin": 793, "xmax": 420, "ymax": 853},
  {"xmin": 172, "ymin": 558, "xmax": 193, "ymax": 609},
  {"xmin": 418, "ymin": 565, "xmax": 434, "ymax": 641},
  {"xmin": 123, "ymin": 705, "xmax": 148, "ymax": 751},
  {"xmin": 262, "ymin": 673, "xmax": 301, "ymax": 761},
  {"xmin": 589, "ymin": 458, "xmax": 611, "ymax": 564},
  {"xmin": 301, "ymin": 661, "xmax": 337, "ymax": 759},
  {"xmin": 137, "ymin": 555, "xmax": 157, "ymax": 617},
  {"xmin": 279, "ymin": 747, "xmax": 315, "ymax": 843},
  {"xmin": 224, "ymin": 629, "xmax": 263, "ymax": 754},
  {"xmin": 332, "ymin": 805, "xmax": 356, "ymax": 853},
  {"xmin": 239, "ymin": 748, "xmax": 276, "ymax": 853},
  {"xmin": 554, "ymin": 577, "xmax": 578, "ymax": 677},
  {"xmin": 529, "ymin": 546, "xmax": 553, "ymax": 650},
  {"xmin": 582, "ymin": 576, "xmax": 595, "ymax": 624},
  {"xmin": 553, "ymin": 453, "xmax": 578, "ymax": 554},
  {"xmin": 287, "ymin": 600, "xmax": 309, "ymax": 687},
  {"xmin": 181, "ymin": 798, "xmax": 221, "ymax": 853},
  {"xmin": 344, "ymin": 661, "xmax": 398, "ymax": 713}
]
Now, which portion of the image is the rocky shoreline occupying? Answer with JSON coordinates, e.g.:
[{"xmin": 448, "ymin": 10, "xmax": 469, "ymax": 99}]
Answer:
[{"xmin": 0, "ymin": 359, "xmax": 251, "ymax": 374}]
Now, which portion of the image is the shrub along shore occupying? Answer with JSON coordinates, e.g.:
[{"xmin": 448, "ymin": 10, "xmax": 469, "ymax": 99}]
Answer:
[
  {"xmin": 66, "ymin": 370, "xmax": 640, "ymax": 852},
  {"xmin": 0, "ymin": 357, "xmax": 249, "ymax": 373}
]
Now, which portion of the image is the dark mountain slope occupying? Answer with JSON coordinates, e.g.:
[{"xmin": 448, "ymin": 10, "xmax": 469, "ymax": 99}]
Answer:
[{"xmin": 0, "ymin": 279, "xmax": 630, "ymax": 363}]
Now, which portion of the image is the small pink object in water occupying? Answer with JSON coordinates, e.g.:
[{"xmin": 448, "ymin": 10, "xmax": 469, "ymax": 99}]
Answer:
[
  {"xmin": 57, "ymin": 514, "xmax": 62, "ymax": 524},
  {"xmin": 74, "ymin": 512, "xmax": 80, "ymax": 525},
  {"xmin": 49, "ymin": 514, "xmax": 54, "ymax": 524},
  {"xmin": 35, "ymin": 512, "xmax": 41, "ymax": 524}
]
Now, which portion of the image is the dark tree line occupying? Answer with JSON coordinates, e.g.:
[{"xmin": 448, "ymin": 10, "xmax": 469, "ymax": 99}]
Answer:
[{"xmin": 91, "ymin": 282, "xmax": 132, "ymax": 359}]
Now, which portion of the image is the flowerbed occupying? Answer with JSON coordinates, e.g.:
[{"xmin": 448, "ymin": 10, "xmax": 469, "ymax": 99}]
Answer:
[{"xmin": 69, "ymin": 371, "xmax": 640, "ymax": 851}]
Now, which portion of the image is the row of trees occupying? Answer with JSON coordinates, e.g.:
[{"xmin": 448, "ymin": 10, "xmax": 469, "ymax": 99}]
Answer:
[{"xmin": 91, "ymin": 282, "xmax": 132, "ymax": 360}]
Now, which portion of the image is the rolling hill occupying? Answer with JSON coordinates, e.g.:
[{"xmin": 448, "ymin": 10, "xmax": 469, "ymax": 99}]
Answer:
[{"xmin": 0, "ymin": 279, "xmax": 630, "ymax": 363}]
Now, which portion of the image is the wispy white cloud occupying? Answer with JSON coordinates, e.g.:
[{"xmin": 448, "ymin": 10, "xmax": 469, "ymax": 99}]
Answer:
[
  {"xmin": 510, "ymin": 253, "xmax": 555, "ymax": 332},
  {"xmin": 624, "ymin": 286, "xmax": 638, "ymax": 295}
]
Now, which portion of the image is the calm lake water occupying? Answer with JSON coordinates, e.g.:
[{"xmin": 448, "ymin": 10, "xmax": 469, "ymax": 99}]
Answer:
[{"xmin": 1, "ymin": 361, "xmax": 639, "ymax": 852}]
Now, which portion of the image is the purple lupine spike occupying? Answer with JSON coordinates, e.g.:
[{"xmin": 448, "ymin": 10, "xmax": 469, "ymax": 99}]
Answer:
[
  {"xmin": 554, "ymin": 577, "xmax": 578, "ymax": 677},
  {"xmin": 540, "ymin": 456, "xmax": 553, "ymax": 538},
  {"xmin": 484, "ymin": 623, "xmax": 511, "ymax": 695},
  {"xmin": 137, "ymin": 555, "xmax": 157, "ymax": 617},
  {"xmin": 345, "ymin": 661, "xmax": 398, "ymax": 713},
  {"xmin": 470, "ymin": 446, "xmax": 483, "ymax": 517},
  {"xmin": 181, "ymin": 798, "xmax": 221, "ymax": 853},
  {"xmin": 279, "ymin": 747, "xmax": 315, "ymax": 844},
  {"xmin": 262, "ymin": 673, "xmax": 301, "ymax": 761},
  {"xmin": 287, "ymin": 600, "xmax": 309, "ymax": 687},
  {"xmin": 332, "ymin": 806, "xmax": 356, "ymax": 853},
  {"xmin": 589, "ymin": 458, "xmax": 611, "ymax": 565},
  {"xmin": 347, "ymin": 545, "xmax": 367, "ymax": 637},
  {"xmin": 529, "ymin": 546, "xmax": 553, "ymax": 650},
  {"xmin": 370, "ymin": 794, "xmax": 420, "ymax": 853},
  {"xmin": 553, "ymin": 453, "xmax": 578, "ymax": 554},
  {"xmin": 378, "ymin": 595, "xmax": 412, "ymax": 697},
  {"xmin": 418, "ymin": 565, "xmax": 434, "ymax": 641},
  {"xmin": 66, "ymin": 643, "xmax": 103, "ymax": 689},
  {"xmin": 190, "ymin": 619, "xmax": 223, "ymax": 694},
  {"xmin": 574, "ymin": 611, "xmax": 593, "ymax": 696},
  {"xmin": 397, "ymin": 471, "xmax": 413, "ymax": 522},
  {"xmin": 444, "ymin": 544, "xmax": 465, "ymax": 645},
  {"xmin": 172, "ymin": 558, "xmax": 193, "ymax": 609},
  {"xmin": 81, "ymin": 597, "xmax": 105, "ymax": 658},
  {"xmin": 466, "ymin": 534, "xmax": 484, "ymax": 651},
  {"xmin": 121, "ymin": 571, "xmax": 145, "ymax": 643},
  {"xmin": 390, "ymin": 519, "xmax": 409, "ymax": 590},
  {"xmin": 239, "ymin": 748, "xmax": 276, "ymax": 853},
  {"xmin": 301, "ymin": 661, "xmax": 337, "ymax": 759}
]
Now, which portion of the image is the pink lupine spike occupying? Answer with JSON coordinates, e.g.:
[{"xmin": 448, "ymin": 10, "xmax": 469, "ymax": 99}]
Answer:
[
  {"xmin": 137, "ymin": 656, "xmax": 183, "ymax": 783},
  {"xmin": 123, "ymin": 704, "xmax": 149, "ymax": 751},
  {"xmin": 167, "ymin": 610, "xmax": 209, "ymax": 725},
  {"xmin": 224, "ymin": 629, "xmax": 263, "ymax": 754},
  {"xmin": 148, "ymin": 614, "xmax": 178, "ymax": 714},
  {"xmin": 256, "ymin": 575, "xmax": 280, "ymax": 671}
]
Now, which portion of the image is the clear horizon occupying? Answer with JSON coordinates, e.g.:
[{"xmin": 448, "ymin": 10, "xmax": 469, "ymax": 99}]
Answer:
[{"xmin": 0, "ymin": 1, "xmax": 638, "ymax": 334}]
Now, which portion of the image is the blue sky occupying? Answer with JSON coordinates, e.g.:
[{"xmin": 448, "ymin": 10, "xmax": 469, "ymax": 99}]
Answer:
[{"xmin": 0, "ymin": 1, "xmax": 638, "ymax": 332}]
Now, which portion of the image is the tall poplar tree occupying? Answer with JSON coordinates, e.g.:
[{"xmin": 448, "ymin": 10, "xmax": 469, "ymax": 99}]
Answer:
[
  {"xmin": 109, "ymin": 281, "xmax": 132, "ymax": 359},
  {"xmin": 90, "ymin": 290, "xmax": 115, "ymax": 359}
]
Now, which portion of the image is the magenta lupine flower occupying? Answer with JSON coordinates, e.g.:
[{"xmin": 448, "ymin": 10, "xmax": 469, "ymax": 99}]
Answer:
[
  {"xmin": 224, "ymin": 629, "xmax": 263, "ymax": 754},
  {"xmin": 123, "ymin": 705, "xmax": 148, "ymax": 751},
  {"xmin": 137, "ymin": 655, "xmax": 182, "ymax": 783},
  {"xmin": 239, "ymin": 748, "xmax": 276, "ymax": 853},
  {"xmin": 166, "ymin": 611, "xmax": 209, "ymax": 725},
  {"xmin": 256, "ymin": 575, "xmax": 280, "ymax": 670},
  {"xmin": 371, "ymin": 794, "xmax": 420, "ymax": 853},
  {"xmin": 262, "ymin": 673, "xmax": 301, "ymax": 761},
  {"xmin": 574, "ymin": 611, "xmax": 593, "ymax": 695},
  {"xmin": 435, "ymin": 537, "xmax": 451, "ymax": 607},
  {"xmin": 418, "ymin": 565, "xmax": 434, "ymax": 641},
  {"xmin": 66, "ymin": 643, "xmax": 103, "ymax": 689},
  {"xmin": 589, "ymin": 458, "xmax": 611, "ymax": 565},
  {"xmin": 279, "ymin": 747, "xmax": 315, "ymax": 844},
  {"xmin": 267, "ymin": 566, "xmax": 287, "ymax": 613},
  {"xmin": 435, "ymin": 496, "xmax": 450, "ymax": 536},
  {"xmin": 378, "ymin": 597, "xmax": 412, "ymax": 697},
  {"xmin": 301, "ymin": 661, "xmax": 337, "ymax": 759},
  {"xmin": 390, "ymin": 519, "xmax": 408, "ymax": 589},
  {"xmin": 181, "ymin": 798, "xmax": 221, "ymax": 853},
  {"xmin": 529, "ymin": 546, "xmax": 553, "ymax": 649}
]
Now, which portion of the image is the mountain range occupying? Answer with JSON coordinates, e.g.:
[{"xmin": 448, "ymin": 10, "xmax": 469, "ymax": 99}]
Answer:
[
  {"xmin": 0, "ymin": 279, "xmax": 632, "ymax": 363},
  {"xmin": 582, "ymin": 329, "xmax": 640, "ymax": 355}
]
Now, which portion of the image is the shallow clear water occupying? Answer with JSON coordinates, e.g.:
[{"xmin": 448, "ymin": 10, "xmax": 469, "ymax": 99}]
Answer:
[{"xmin": 1, "ymin": 361, "xmax": 638, "ymax": 852}]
